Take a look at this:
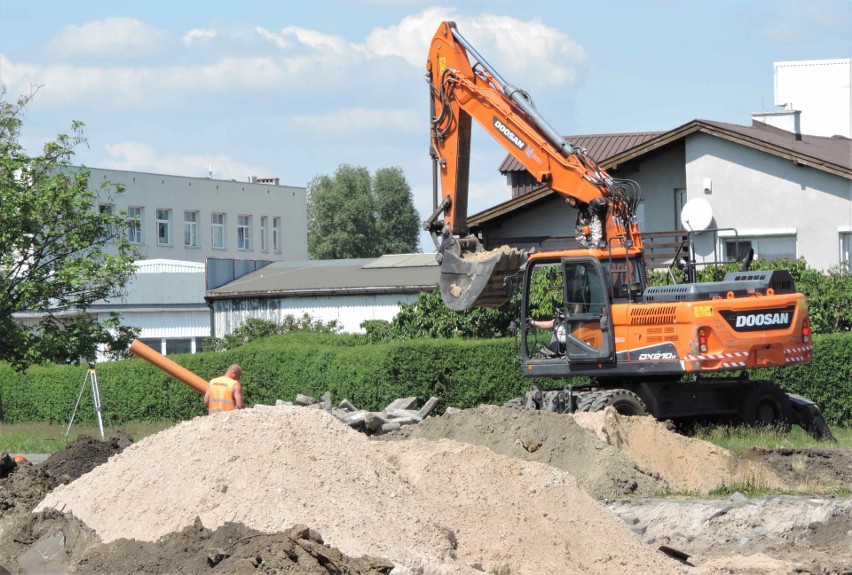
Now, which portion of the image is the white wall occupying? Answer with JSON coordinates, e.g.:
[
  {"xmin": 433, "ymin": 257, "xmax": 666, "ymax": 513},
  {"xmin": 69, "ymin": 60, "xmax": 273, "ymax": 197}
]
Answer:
[
  {"xmin": 212, "ymin": 293, "xmax": 423, "ymax": 336},
  {"xmin": 774, "ymin": 59, "xmax": 851, "ymax": 138},
  {"xmin": 85, "ymin": 167, "xmax": 308, "ymax": 262},
  {"xmin": 611, "ymin": 146, "xmax": 686, "ymax": 232},
  {"xmin": 685, "ymin": 132, "xmax": 851, "ymax": 269}
]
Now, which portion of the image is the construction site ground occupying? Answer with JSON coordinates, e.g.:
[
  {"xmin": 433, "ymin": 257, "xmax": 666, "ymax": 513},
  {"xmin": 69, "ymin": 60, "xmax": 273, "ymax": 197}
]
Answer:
[{"xmin": 0, "ymin": 405, "xmax": 850, "ymax": 574}]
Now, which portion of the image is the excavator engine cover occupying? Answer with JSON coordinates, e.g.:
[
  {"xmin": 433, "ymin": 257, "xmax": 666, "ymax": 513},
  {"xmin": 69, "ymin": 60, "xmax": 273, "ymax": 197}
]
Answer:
[{"xmin": 439, "ymin": 247, "xmax": 524, "ymax": 311}]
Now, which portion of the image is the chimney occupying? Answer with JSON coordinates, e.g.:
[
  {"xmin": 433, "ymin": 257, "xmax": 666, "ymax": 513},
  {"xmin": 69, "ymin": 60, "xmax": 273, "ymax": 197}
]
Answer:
[{"xmin": 752, "ymin": 105, "xmax": 802, "ymax": 140}]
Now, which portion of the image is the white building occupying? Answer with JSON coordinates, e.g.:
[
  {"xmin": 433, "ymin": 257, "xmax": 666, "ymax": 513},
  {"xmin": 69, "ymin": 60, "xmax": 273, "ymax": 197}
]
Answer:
[
  {"xmin": 76, "ymin": 168, "xmax": 309, "ymax": 355},
  {"xmin": 86, "ymin": 168, "xmax": 307, "ymax": 263},
  {"xmin": 772, "ymin": 59, "xmax": 851, "ymax": 138},
  {"xmin": 205, "ymin": 254, "xmax": 439, "ymax": 336},
  {"xmin": 489, "ymin": 119, "xmax": 851, "ymax": 271},
  {"xmin": 91, "ymin": 259, "xmax": 209, "ymax": 355}
]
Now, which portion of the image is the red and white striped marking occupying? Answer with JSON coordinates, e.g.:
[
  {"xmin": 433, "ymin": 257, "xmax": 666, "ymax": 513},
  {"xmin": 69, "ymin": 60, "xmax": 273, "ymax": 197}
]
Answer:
[
  {"xmin": 784, "ymin": 345, "xmax": 812, "ymax": 364},
  {"xmin": 684, "ymin": 351, "xmax": 749, "ymax": 369}
]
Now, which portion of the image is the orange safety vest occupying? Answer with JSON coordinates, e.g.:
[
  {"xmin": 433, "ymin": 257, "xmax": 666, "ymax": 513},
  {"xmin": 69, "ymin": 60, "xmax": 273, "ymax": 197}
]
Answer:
[{"xmin": 207, "ymin": 376, "xmax": 239, "ymax": 414}]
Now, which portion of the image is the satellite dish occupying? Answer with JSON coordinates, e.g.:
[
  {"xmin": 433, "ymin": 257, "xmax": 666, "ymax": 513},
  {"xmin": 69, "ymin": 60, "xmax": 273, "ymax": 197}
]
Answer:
[{"xmin": 680, "ymin": 198, "xmax": 713, "ymax": 231}]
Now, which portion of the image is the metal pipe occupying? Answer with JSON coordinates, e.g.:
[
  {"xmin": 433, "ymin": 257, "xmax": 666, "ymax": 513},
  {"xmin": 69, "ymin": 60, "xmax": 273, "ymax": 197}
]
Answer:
[
  {"xmin": 450, "ymin": 26, "xmax": 574, "ymax": 157},
  {"xmin": 128, "ymin": 339, "xmax": 208, "ymax": 394}
]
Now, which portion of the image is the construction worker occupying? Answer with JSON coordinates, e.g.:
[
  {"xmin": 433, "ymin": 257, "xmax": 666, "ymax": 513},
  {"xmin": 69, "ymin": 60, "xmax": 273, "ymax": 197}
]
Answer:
[{"xmin": 204, "ymin": 364, "xmax": 245, "ymax": 414}]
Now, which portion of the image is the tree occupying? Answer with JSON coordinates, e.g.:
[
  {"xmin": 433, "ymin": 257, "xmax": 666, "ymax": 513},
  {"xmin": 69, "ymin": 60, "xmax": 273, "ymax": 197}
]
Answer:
[
  {"xmin": 373, "ymin": 167, "xmax": 420, "ymax": 255},
  {"xmin": 207, "ymin": 314, "xmax": 342, "ymax": 351},
  {"xmin": 362, "ymin": 288, "xmax": 515, "ymax": 341},
  {"xmin": 307, "ymin": 164, "xmax": 420, "ymax": 259},
  {"xmin": 0, "ymin": 89, "xmax": 139, "ymax": 370}
]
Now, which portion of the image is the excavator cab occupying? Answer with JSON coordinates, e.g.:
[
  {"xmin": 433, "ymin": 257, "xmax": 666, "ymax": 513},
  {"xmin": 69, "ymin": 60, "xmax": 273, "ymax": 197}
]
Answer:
[{"xmin": 521, "ymin": 257, "xmax": 615, "ymax": 367}]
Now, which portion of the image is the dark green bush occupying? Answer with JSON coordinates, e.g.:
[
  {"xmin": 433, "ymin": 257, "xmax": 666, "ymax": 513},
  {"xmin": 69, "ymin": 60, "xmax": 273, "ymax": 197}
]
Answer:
[
  {"xmin": 0, "ymin": 332, "xmax": 849, "ymax": 427},
  {"xmin": 754, "ymin": 332, "xmax": 852, "ymax": 426}
]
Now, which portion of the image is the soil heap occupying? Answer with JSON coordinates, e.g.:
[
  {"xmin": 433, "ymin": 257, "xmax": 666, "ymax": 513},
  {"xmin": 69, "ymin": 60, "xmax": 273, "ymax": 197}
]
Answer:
[{"xmin": 36, "ymin": 405, "xmax": 684, "ymax": 575}]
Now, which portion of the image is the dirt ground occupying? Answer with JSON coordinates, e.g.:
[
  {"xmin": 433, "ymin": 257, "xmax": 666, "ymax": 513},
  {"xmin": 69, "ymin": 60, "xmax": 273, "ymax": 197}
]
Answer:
[{"xmin": 0, "ymin": 405, "xmax": 850, "ymax": 574}]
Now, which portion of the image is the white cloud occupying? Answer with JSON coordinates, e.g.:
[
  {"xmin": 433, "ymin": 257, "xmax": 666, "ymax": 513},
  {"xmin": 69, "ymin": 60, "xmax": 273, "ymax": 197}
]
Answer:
[
  {"xmin": 363, "ymin": 9, "xmax": 587, "ymax": 87},
  {"xmin": 364, "ymin": 7, "xmax": 457, "ymax": 65},
  {"xmin": 45, "ymin": 18, "xmax": 171, "ymax": 60},
  {"xmin": 182, "ymin": 28, "xmax": 217, "ymax": 45},
  {"xmin": 3, "ymin": 10, "xmax": 586, "ymax": 110},
  {"xmin": 103, "ymin": 141, "xmax": 266, "ymax": 181}
]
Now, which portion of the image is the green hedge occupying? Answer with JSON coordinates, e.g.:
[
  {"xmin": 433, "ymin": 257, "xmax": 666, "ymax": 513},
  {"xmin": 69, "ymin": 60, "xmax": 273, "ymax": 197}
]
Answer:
[
  {"xmin": 0, "ymin": 332, "xmax": 849, "ymax": 426},
  {"xmin": 0, "ymin": 334, "xmax": 529, "ymax": 426},
  {"xmin": 754, "ymin": 332, "xmax": 852, "ymax": 426}
]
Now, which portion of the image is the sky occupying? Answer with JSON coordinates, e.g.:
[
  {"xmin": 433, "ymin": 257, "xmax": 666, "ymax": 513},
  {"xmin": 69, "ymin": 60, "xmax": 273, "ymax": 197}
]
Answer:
[{"xmin": 1, "ymin": 0, "xmax": 850, "ymax": 250}]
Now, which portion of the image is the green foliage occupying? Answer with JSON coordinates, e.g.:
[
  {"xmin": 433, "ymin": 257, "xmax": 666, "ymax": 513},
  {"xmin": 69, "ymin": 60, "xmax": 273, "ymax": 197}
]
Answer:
[
  {"xmin": 1, "ymin": 332, "xmax": 850, "ymax": 428},
  {"xmin": 0, "ymin": 334, "xmax": 530, "ymax": 425},
  {"xmin": 755, "ymin": 332, "xmax": 852, "ymax": 427},
  {"xmin": 0, "ymin": 89, "xmax": 139, "ymax": 370},
  {"xmin": 648, "ymin": 257, "xmax": 852, "ymax": 335},
  {"xmin": 363, "ymin": 289, "xmax": 515, "ymax": 341},
  {"xmin": 372, "ymin": 167, "xmax": 420, "ymax": 255},
  {"xmin": 527, "ymin": 263, "xmax": 563, "ymax": 319},
  {"xmin": 307, "ymin": 165, "xmax": 375, "ymax": 259},
  {"xmin": 695, "ymin": 423, "xmax": 852, "ymax": 452},
  {"xmin": 206, "ymin": 314, "xmax": 342, "ymax": 351},
  {"xmin": 307, "ymin": 164, "xmax": 420, "ymax": 259}
]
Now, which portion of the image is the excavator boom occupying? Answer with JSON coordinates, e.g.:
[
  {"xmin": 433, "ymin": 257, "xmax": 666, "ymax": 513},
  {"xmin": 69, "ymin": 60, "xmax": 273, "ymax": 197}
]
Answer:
[{"xmin": 425, "ymin": 21, "xmax": 641, "ymax": 310}]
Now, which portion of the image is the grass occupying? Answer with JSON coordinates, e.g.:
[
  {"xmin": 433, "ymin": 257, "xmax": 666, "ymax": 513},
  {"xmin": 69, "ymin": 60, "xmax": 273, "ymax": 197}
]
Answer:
[
  {"xmin": 0, "ymin": 421, "xmax": 177, "ymax": 454},
  {"xmin": 693, "ymin": 424, "xmax": 852, "ymax": 452}
]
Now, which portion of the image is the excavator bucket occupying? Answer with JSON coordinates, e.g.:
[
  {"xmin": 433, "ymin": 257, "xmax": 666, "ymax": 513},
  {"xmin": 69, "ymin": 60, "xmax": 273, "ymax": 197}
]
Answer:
[
  {"xmin": 439, "ymin": 246, "xmax": 525, "ymax": 311},
  {"xmin": 788, "ymin": 394, "xmax": 837, "ymax": 441}
]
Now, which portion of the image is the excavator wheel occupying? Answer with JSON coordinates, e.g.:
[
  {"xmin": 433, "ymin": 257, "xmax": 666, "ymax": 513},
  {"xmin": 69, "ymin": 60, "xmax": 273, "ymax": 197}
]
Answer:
[
  {"xmin": 576, "ymin": 389, "xmax": 648, "ymax": 416},
  {"xmin": 737, "ymin": 380, "xmax": 794, "ymax": 431}
]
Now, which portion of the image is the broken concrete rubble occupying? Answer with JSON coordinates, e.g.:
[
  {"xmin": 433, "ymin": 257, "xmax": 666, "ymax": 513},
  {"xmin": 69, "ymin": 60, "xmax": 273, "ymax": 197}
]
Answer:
[{"xmin": 276, "ymin": 393, "xmax": 440, "ymax": 435}]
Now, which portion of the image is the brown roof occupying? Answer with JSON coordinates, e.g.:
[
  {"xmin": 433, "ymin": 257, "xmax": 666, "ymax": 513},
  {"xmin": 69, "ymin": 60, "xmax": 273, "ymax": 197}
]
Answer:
[
  {"xmin": 498, "ymin": 131, "xmax": 664, "ymax": 173},
  {"xmin": 601, "ymin": 119, "xmax": 851, "ymax": 178},
  {"xmin": 205, "ymin": 253, "xmax": 439, "ymax": 300},
  {"xmin": 476, "ymin": 120, "xmax": 851, "ymax": 228}
]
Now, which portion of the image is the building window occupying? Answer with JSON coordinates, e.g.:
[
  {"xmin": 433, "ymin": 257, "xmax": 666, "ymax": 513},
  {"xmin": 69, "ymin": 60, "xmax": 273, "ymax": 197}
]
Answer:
[
  {"xmin": 98, "ymin": 204, "xmax": 114, "ymax": 241},
  {"xmin": 237, "ymin": 215, "xmax": 252, "ymax": 250},
  {"xmin": 156, "ymin": 209, "xmax": 172, "ymax": 246},
  {"xmin": 272, "ymin": 217, "xmax": 281, "ymax": 253},
  {"xmin": 127, "ymin": 206, "xmax": 144, "ymax": 244},
  {"xmin": 211, "ymin": 213, "xmax": 225, "ymax": 249},
  {"xmin": 260, "ymin": 216, "xmax": 268, "ymax": 252},
  {"xmin": 724, "ymin": 239, "xmax": 753, "ymax": 262},
  {"xmin": 165, "ymin": 338, "xmax": 193, "ymax": 355},
  {"xmin": 724, "ymin": 236, "xmax": 796, "ymax": 263},
  {"xmin": 841, "ymin": 233, "xmax": 852, "ymax": 272},
  {"xmin": 184, "ymin": 210, "xmax": 199, "ymax": 248}
]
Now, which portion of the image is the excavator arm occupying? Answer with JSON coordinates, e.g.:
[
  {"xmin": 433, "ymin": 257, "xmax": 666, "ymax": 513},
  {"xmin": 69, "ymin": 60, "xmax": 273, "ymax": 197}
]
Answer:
[{"xmin": 424, "ymin": 21, "xmax": 642, "ymax": 310}]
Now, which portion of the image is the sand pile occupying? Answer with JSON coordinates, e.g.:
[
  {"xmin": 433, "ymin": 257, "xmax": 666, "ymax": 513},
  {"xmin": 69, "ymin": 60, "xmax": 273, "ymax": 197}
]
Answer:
[
  {"xmin": 36, "ymin": 406, "xmax": 683, "ymax": 575},
  {"xmin": 573, "ymin": 409, "xmax": 785, "ymax": 493}
]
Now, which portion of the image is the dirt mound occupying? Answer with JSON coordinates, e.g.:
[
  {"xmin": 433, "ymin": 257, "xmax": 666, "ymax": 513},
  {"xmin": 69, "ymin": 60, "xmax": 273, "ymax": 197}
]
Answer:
[
  {"xmin": 391, "ymin": 405, "xmax": 669, "ymax": 498},
  {"xmin": 572, "ymin": 409, "xmax": 785, "ymax": 494},
  {"xmin": 740, "ymin": 447, "xmax": 852, "ymax": 493},
  {"xmin": 0, "ymin": 431, "xmax": 131, "ymax": 517},
  {"xmin": 39, "ymin": 430, "xmax": 133, "ymax": 483},
  {"xmin": 73, "ymin": 520, "xmax": 394, "ymax": 575},
  {"xmin": 36, "ymin": 406, "xmax": 683, "ymax": 575}
]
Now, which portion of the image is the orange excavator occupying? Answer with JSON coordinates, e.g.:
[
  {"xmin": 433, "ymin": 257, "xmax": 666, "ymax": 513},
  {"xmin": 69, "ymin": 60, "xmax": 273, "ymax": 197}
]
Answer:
[{"xmin": 423, "ymin": 21, "xmax": 833, "ymax": 439}]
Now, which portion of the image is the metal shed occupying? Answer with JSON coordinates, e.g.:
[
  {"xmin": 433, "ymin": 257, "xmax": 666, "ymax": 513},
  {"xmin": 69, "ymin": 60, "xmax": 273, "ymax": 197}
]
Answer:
[{"xmin": 205, "ymin": 253, "xmax": 440, "ymax": 336}]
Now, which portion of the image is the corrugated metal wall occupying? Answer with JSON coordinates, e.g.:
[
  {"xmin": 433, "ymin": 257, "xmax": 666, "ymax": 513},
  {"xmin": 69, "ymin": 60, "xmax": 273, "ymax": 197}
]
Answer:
[{"xmin": 212, "ymin": 294, "xmax": 420, "ymax": 336}]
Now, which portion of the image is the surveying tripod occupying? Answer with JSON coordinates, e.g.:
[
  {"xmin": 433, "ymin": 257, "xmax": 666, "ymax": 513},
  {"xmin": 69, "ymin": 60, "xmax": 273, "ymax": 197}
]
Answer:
[{"xmin": 66, "ymin": 361, "xmax": 105, "ymax": 440}]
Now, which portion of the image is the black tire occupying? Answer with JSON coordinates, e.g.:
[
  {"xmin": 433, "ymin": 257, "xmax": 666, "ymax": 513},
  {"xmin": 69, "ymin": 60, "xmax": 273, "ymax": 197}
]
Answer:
[
  {"xmin": 738, "ymin": 381, "xmax": 793, "ymax": 430},
  {"xmin": 575, "ymin": 389, "xmax": 648, "ymax": 416}
]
